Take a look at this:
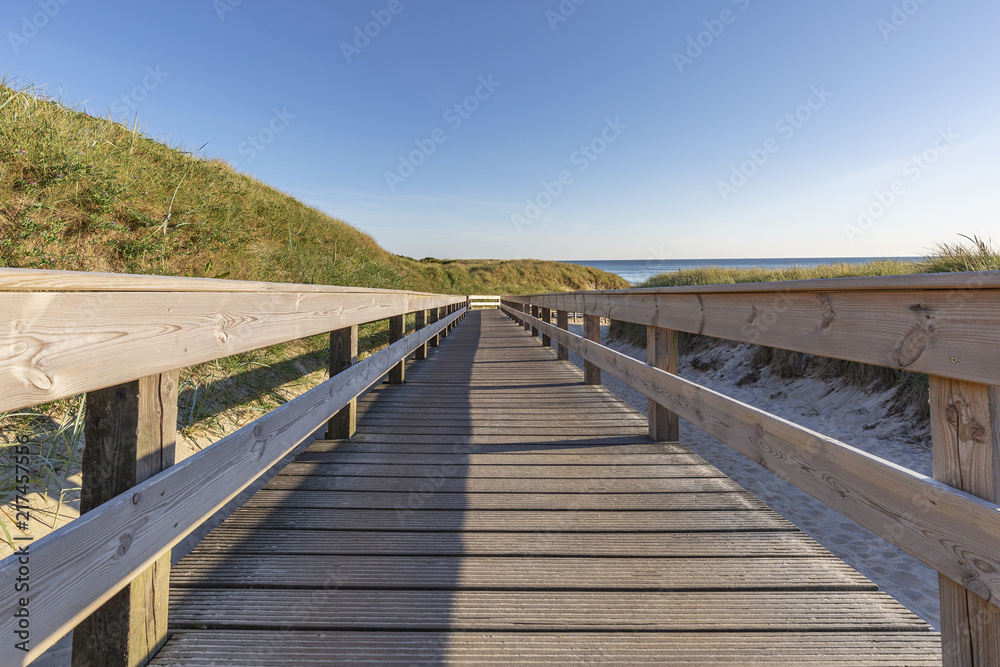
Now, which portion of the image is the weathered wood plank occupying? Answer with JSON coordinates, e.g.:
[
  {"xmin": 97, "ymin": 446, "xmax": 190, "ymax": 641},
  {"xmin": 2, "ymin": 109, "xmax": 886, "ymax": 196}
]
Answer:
[
  {"xmin": 151, "ymin": 630, "xmax": 943, "ymax": 666},
  {"xmin": 930, "ymin": 378, "xmax": 1000, "ymax": 667},
  {"xmin": 273, "ymin": 462, "xmax": 727, "ymax": 478},
  {"xmin": 170, "ymin": 555, "xmax": 875, "ymax": 591},
  {"xmin": 168, "ymin": 589, "xmax": 927, "ymax": 631},
  {"xmin": 185, "ymin": 529, "xmax": 831, "ymax": 557},
  {"xmin": 325, "ymin": 325, "xmax": 358, "ymax": 439},
  {"xmin": 648, "ymin": 326, "xmax": 680, "ymax": 442}
]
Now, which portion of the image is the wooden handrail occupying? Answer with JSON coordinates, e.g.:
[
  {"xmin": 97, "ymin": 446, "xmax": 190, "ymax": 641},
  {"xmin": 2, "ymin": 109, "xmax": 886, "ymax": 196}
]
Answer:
[{"xmin": 503, "ymin": 273, "xmax": 1000, "ymax": 666}]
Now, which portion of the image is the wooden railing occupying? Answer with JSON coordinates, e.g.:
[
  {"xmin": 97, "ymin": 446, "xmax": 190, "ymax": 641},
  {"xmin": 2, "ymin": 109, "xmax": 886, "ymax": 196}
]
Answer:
[
  {"xmin": 468, "ymin": 294, "xmax": 502, "ymax": 309},
  {"xmin": 503, "ymin": 272, "xmax": 1000, "ymax": 667},
  {"xmin": 0, "ymin": 268, "xmax": 468, "ymax": 666}
]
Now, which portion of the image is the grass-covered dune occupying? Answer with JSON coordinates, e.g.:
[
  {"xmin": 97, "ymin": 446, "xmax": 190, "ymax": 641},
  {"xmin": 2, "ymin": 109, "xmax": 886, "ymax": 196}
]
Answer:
[{"xmin": 0, "ymin": 80, "xmax": 626, "ymax": 294}]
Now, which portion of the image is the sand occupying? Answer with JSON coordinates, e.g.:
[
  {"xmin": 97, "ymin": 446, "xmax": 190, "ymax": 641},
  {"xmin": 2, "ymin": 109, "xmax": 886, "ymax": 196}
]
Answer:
[{"xmin": 566, "ymin": 321, "xmax": 940, "ymax": 628}]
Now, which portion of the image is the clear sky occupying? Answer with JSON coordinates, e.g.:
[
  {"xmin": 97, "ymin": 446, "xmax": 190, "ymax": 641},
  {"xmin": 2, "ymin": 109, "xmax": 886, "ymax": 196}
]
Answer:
[{"xmin": 5, "ymin": 0, "xmax": 999, "ymax": 260}]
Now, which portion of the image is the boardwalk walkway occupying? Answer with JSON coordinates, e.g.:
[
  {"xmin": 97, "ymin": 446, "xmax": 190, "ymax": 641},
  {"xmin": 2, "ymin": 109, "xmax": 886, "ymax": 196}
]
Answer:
[{"xmin": 153, "ymin": 310, "xmax": 939, "ymax": 665}]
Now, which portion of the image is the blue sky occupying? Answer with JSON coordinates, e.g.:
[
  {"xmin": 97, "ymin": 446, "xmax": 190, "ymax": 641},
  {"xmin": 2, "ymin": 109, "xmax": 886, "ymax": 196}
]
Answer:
[{"xmin": 5, "ymin": 0, "xmax": 999, "ymax": 260}]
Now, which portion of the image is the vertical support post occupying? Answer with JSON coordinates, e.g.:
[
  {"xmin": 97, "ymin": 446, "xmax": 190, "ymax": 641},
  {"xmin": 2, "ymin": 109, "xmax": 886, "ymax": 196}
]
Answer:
[
  {"xmin": 647, "ymin": 326, "xmax": 680, "ymax": 442},
  {"xmin": 556, "ymin": 310, "xmax": 569, "ymax": 361},
  {"xmin": 541, "ymin": 307, "xmax": 552, "ymax": 347},
  {"xmin": 531, "ymin": 305, "xmax": 540, "ymax": 337},
  {"xmin": 388, "ymin": 314, "xmax": 405, "ymax": 384},
  {"xmin": 583, "ymin": 314, "xmax": 601, "ymax": 385},
  {"xmin": 414, "ymin": 310, "xmax": 427, "ymax": 360},
  {"xmin": 523, "ymin": 303, "xmax": 531, "ymax": 331},
  {"xmin": 326, "ymin": 325, "xmax": 358, "ymax": 439},
  {"xmin": 441, "ymin": 307, "xmax": 450, "ymax": 338},
  {"xmin": 429, "ymin": 307, "xmax": 440, "ymax": 347},
  {"xmin": 73, "ymin": 371, "xmax": 179, "ymax": 667},
  {"xmin": 930, "ymin": 378, "xmax": 1000, "ymax": 667}
]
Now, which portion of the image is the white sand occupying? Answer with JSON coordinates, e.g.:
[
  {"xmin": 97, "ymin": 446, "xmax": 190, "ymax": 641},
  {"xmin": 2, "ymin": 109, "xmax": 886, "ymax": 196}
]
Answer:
[{"xmin": 567, "ymin": 322, "xmax": 940, "ymax": 628}]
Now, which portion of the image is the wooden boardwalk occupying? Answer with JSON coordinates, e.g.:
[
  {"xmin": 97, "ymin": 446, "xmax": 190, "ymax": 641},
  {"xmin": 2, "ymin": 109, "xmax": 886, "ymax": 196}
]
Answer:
[{"xmin": 153, "ymin": 310, "xmax": 940, "ymax": 665}]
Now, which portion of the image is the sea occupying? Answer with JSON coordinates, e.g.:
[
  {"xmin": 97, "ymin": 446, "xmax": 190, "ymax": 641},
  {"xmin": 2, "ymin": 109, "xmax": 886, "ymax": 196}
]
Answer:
[{"xmin": 562, "ymin": 257, "xmax": 922, "ymax": 286}]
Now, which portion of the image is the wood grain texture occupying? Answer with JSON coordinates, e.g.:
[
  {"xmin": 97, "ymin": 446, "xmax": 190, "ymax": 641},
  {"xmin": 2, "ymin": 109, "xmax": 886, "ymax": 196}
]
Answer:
[
  {"xmin": 388, "ymin": 315, "xmax": 405, "ymax": 384},
  {"xmin": 0, "ymin": 291, "xmax": 465, "ymax": 412},
  {"xmin": 648, "ymin": 326, "xmax": 679, "ymax": 442},
  {"xmin": 584, "ymin": 313, "xmax": 601, "ymax": 385},
  {"xmin": 505, "ymin": 305, "xmax": 1000, "ymax": 606},
  {"xmin": 0, "ymin": 308, "xmax": 465, "ymax": 667},
  {"xmin": 325, "ymin": 325, "xmax": 358, "ymax": 440},
  {"xmin": 73, "ymin": 371, "xmax": 179, "ymax": 667},
  {"xmin": 930, "ymin": 378, "xmax": 1000, "ymax": 666},
  {"xmin": 151, "ymin": 630, "xmax": 942, "ymax": 666},
  {"xmin": 506, "ymin": 284, "xmax": 1000, "ymax": 385}
]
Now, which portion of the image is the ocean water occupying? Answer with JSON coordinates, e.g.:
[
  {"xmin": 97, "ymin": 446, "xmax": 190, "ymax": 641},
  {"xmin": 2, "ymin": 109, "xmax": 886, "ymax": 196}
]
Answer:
[{"xmin": 563, "ymin": 257, "xmax": 922, "ymax": 286}]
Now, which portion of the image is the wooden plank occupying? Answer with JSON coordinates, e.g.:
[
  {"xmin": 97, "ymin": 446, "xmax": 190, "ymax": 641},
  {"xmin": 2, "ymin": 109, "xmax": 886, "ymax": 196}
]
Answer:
[
  {"xmin": 506, "ymin": 286, "xmax": 1000, "ymax": 386},
  {"xmin": 170, "ymin": 555, "xmax": 875, "ymax": 591},
  {"xmin": 0, "ymin": 291, "xmax": 465, "ymax": 413},
  {"xmin": 307, "ymin": 440, "xmax": 684, "ymax": 454},
  {"xmin": 0, "ymin": 308, "xmax": 464, "ymax": 666},
  {"xmin": 273, "ymin": 462, "xmax": 726, "ymax": 479},
  {"xmin": 221, "ymin": 508, "xmax": 796, "ymax": 532},
  {"xmin": 413, "ymin": 309, "xmax": 427, "ymax": 361},
  {"xmin": 261, "ymin": 475, "xmax": 742, "ymax": 493},
  {"xmin": 167, "ymin": 589, "xmax": 927, "ymax": 631},
  {"xmin": 290, "ymin": 452, "xmax": 701, "ymax": 465},
  {"xmin": 584, "ymin": 314, "xmax": 601, "ymax": 385},
  {"xmin": 238, "ymin": 490, "xmax": 767, "ymax": 511},
  {"xmin": 506, "ymin": 305, "xmax": 1000, "ymax": 605},
  {"xmin": 930, "ymin": 378, "xmax": 1000, "ymax": 667},
  {"xmin": 72, "ymin": 371, "xmax": 178, "ymax": 667},
  {"xmin": 185, "ymin": 529, "xmax": 830, "ymax": 558},
  {"xmin": 557, "ymin": 309, "xmax": 569, "ymax": 360},
  {"xmin": 152, "ymin": 630, "xmax": 942, "ymax": 666},
  {"xmin": 388, "ymin": 315, "xmax": 405, "ymax": 384},
  {"xmin": 541, "ymin": 307, "xmax": 552, "ymax": 347},
  {"xmin": 325, "ymin": 325, "xmax": 357, "ymax": 439},
  {"xmin": 648, "ymin": 326, "xmax": 680, "ymax": 442}
]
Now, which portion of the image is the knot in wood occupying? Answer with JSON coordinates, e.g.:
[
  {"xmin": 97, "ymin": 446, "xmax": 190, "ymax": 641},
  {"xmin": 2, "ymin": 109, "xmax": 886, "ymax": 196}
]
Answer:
[
  {"xmin": 897, "ymin": 326, "xmax": 929, "ymax": 367},
  {"xmin": 117, "ymin": 532, "xmax": 133, "ymax": 557}
]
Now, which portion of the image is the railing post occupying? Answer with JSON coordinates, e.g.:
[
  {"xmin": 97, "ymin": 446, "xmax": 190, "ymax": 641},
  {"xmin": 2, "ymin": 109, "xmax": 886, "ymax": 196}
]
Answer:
[
  {"xmin": 523, "ymin": 303, "xmax": 531, "ymax": 331},
  {"xmin": 429, "ymin": 307, "xmax": 440, "ymax": 347},
  {"xmin": 929, "ymin": 378, "xmax": 1000, "ymax": 666},
  {"xmin": 388, "ymin": 314, "xmax": 405, "ymax": 384},
  {"xmin": 326, "ymin": 325, "xmax": 358, "ymax": 438},
  {"xmin": 556, "ymin": 310, "xmax": 569, "ymax": 361},
  {"xmin": 414, "ymin": 310, "xmax": 427, "ymax": 360},
  {"xmin": 531, "ymin": 305, "xmax": 540, "ymax": 337},
  {"xmin": 583, "ymin": 314, "xmax": 601, "ymax": 385},
  {"xmin": 541, "ymin": 307, "xmax": 552, "ymax": 347},
  {"xmin": 72, "ymin": 371, "xmax": 179, "ymax": 667},
  {"xmin": 441, "ymin": 307, "xmax": 450, "ymax": 338},
  {"xmin": 647, "ymin": 326, "xmax": 680, "ymax": 442}
]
